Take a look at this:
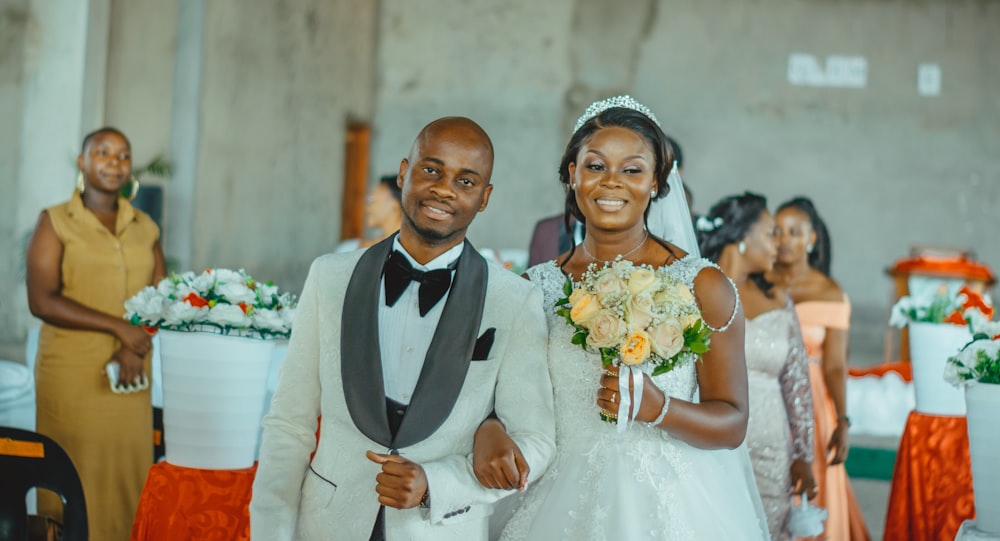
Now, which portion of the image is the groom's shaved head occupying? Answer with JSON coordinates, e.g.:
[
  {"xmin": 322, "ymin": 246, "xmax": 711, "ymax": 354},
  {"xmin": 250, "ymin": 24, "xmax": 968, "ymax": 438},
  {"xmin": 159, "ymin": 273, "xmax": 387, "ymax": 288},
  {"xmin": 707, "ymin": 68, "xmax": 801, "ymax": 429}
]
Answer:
[{"xmin": 408, "ymin": 117, "xmax": 495, "ymax": 184}]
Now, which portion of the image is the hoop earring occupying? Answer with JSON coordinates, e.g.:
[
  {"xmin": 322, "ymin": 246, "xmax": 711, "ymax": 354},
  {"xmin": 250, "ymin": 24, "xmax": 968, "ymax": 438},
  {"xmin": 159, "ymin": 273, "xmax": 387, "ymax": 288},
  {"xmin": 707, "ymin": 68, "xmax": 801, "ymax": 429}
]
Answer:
[
  {"xmin": 127, "ymin": 176, "xmax": 140, "ymax": 200},
  {"xmin": 76, "ymin": 172, "xmax": 85, "ymax": 193},
  {"xmin": 738, "ymin": 241, "xmax": 746, "ymax": 255}
]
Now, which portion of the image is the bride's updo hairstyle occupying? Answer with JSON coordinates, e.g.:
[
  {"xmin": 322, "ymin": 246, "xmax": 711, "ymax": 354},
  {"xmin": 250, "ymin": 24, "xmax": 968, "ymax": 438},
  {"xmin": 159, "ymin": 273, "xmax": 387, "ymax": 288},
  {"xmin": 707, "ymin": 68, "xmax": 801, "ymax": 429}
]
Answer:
[
  {"xmin": 697, "ymin": 191, "xmax": 774, "ymax": 296},
  {"xmin": 776, "ymin": 196, "xmax": 832, "ymax": 277},
  {"xmin": 560, "ymin": 105, "xmax": 674, "ymax": 228}
]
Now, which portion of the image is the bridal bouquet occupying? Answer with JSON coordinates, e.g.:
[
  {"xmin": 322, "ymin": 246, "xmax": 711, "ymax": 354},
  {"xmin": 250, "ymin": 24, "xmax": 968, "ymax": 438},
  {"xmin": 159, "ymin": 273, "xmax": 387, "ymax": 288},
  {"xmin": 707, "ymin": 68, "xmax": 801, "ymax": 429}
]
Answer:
[
  {"xmin": 556, "ymin": 259, "xmax": 711, "ymax": 376},
  {"xmin": 945, "ymin": 302, "xmax": 1000, "ymax": 387},
  {"xmin": 124, "ymin": 268, "xmax": 297, "ymax": 339},
  {"xmin": 889, "ymin": 285, "xmax": 993, "ymax": 328}
]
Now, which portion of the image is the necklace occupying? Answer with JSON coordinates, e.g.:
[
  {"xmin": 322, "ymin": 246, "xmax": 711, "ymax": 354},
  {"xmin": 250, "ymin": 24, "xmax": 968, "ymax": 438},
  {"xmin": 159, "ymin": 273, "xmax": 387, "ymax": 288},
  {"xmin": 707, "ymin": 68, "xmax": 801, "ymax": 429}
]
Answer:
[{"xmin": 581, "ymin": 231, "xmax": 649, "ymax": 263}]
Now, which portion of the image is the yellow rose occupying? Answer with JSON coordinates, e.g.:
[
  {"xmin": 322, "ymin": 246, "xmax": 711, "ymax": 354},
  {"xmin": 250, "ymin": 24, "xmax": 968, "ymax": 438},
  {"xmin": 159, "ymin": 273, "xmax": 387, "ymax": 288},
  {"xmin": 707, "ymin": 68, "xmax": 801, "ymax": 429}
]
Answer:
[
  {"xmin": 570, "ymin": 293, "xmax": 601, "ymax": 326},
  {"xmin": 586, "ymin": 311, "xmax": 627, "ymax": 349},
  {"xmin": 628, "ymin": 293, "xmax": 655, "ymax": 330},
  {"xmin": 594, "ymin": 273, "xmax": 627, "ymax": 305},
  {"xmin": 628, "ymin": 268, "xmax": 658, "ymax": 295},
  {"xmin": 620, "ymin": 331, "xmax": 652, "ymax": 365},
  {"xmin": 672, "ymin": 283, "xmax": 696, "ymax": 305},
  {"xmin": 568, "ymin": 286, "xmax": 588, "ymax": 306},
  {"xmin": 649, "ymin": 319, "xmax": 685, "ymax": 359}
]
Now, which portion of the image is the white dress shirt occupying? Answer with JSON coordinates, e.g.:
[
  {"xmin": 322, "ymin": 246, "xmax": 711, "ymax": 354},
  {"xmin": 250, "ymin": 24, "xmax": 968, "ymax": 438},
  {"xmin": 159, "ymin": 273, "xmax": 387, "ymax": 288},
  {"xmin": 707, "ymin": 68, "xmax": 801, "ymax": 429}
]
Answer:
[{"xmin": 378, "ymin": 237, "xmax": 464, "ymax": 405}]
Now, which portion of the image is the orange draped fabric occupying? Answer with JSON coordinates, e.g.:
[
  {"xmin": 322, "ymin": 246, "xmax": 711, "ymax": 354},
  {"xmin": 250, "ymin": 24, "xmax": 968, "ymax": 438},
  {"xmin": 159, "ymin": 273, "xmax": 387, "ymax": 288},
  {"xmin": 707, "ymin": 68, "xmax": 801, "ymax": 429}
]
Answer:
[
  {"xmin": 883, "ymin": 411, "xmax": 976, "ymax": 541},
  {"xmin": 130, "ymin": 462, "xmax": 256, "ymax": 541},
  {"xmin": 848, "ymin": 361, "xmax": 913, "ymax": 382}
]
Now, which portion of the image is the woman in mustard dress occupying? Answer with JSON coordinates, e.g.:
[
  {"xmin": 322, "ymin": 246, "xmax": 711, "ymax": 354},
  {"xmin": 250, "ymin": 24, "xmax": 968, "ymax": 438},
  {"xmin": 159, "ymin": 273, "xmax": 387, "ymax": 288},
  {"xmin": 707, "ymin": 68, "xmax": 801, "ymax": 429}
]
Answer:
[
  {"xmin": 26, "ymin": 127, "xmax": 166, "ymax": 540},
  {"xmin": 770, "ymin": 197, "xmax": 870, "ymax": 541}
]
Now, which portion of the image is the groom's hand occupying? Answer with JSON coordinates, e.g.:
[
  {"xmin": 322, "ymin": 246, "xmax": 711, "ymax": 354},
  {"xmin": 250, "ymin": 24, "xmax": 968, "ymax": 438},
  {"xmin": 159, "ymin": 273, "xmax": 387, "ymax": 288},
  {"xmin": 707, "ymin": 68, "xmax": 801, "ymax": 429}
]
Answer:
[
  {"xmin": 366, "ymin": 450, "xmax": 428, "ymax": 509},
  {"xmin": 473, "ymin": 418, "xmax": 530, "ymax": 491}
]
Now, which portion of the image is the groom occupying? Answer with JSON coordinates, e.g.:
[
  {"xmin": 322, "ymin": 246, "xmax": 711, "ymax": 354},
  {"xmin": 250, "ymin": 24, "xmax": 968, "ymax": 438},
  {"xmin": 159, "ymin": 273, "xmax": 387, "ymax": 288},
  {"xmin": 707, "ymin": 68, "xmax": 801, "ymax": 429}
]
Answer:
[{"xmin": 250, "ymin": 117, "xmax": 556, "ymax": 540}]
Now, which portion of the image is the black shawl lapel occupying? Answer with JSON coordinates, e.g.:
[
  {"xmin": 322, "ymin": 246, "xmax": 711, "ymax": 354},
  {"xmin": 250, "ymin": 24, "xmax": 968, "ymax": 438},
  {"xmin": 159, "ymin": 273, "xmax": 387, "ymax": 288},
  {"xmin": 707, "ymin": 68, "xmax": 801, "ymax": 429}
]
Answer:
[
  {"xmin": 341, "ymin": 236, "xmax": 395, "ymax": 447},
  {"xmin": 392, "ymin": 241, "xmax": 488, "ymax": 448}
]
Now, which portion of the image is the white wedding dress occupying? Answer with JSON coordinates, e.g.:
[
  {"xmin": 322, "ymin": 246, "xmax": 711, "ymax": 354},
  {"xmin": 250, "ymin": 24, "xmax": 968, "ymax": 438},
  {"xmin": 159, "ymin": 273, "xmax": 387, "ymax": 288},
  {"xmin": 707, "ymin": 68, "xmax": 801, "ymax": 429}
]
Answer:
[{"xmin": 499, "ymin": 259, "xmax": 770, "ymax": 541}]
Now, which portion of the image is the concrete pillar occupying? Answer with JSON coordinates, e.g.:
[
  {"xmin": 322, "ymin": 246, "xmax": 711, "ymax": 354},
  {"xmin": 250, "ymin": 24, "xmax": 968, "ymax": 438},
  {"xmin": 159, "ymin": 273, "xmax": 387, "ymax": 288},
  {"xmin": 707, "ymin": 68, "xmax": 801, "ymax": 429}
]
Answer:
[{"xmin": 15, "ymin": 0, "xmax": 110, "ymax": 236}]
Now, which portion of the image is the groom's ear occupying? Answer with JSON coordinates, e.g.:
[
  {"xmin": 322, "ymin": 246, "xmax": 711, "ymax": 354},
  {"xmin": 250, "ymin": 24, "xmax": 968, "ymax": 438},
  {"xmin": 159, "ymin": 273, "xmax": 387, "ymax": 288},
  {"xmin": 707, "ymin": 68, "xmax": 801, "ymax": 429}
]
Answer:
[{"xmin": 471, "ymin": 328, "xmax": 496, "ymax": 361}]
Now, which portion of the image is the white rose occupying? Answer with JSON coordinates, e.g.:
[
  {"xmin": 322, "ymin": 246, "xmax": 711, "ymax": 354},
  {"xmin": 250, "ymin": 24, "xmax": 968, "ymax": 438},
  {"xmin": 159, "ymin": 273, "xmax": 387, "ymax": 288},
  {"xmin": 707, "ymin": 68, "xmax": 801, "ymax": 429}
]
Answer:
[
  {"xmin": 206, "ymin": 303, "xmax": 252, "ymax": 328},
  {"xmin": 280, "ymin": 306, "xmax": 296, "ymax": 328},
  {"xmin": 212, "ymin": 268, "xmax": 245, "ymax": 285},
  {"xmin": 628, "ymin": 293, "xmax": 655, "ymax": 330},
  {"xmin": 649, "ymin": 319, "xmax": 685, "ymax": 359},
  {"xmin": 216, "ymin": 282, "xmax": 257, "ymax": 305},
  {"xmin": 162, "ymin": 302, "xmax": 208, "ymax": 327},
  {"xmin": 124, "ymin": 286, "xmax": 166, "ymax": 323},
  {"xmin": 257, "ymin": 283, "xmax": 280, "ymax": 306},
  {"xmin": 586, "ymin": 311, "xmax": 627, "ymax": 349},
  {"xmin": 252, "ymin": 308, "xmax": 287, "ymax": 333},
  {"xmin": 155, "ymin": 278, "xmax": 178, "ymax": 298},
  {"xmin": 594, "ymin": 273, "xmax": 628, "ymax": 305},
  {"xmin": 189, "ymin": 271, "xmax": 215, "ymax": 293}
]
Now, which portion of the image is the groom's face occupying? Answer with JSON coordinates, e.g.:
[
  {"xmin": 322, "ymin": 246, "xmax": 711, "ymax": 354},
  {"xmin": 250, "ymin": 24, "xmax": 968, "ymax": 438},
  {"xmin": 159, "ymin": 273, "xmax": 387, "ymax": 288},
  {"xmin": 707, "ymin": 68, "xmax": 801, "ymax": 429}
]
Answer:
[{"xmin": 398, "ymin": 119, "xmax": 494, "ymax": 246}]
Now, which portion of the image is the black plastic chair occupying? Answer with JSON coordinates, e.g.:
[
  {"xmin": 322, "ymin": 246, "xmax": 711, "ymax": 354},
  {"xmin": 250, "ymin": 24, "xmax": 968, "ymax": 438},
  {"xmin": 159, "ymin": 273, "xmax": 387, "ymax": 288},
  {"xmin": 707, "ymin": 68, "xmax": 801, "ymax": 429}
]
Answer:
[{"xmin": 0, "ymin": 426, "xmax": 88, "ymax": 541}]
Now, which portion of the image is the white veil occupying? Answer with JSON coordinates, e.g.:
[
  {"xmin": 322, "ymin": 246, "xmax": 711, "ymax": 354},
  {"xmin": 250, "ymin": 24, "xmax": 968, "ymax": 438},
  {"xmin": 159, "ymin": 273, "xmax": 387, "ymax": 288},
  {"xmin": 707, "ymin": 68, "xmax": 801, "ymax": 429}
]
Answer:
[{"xmin": 647, "ymin": 161, "xmax": 701, "ymax": 258}]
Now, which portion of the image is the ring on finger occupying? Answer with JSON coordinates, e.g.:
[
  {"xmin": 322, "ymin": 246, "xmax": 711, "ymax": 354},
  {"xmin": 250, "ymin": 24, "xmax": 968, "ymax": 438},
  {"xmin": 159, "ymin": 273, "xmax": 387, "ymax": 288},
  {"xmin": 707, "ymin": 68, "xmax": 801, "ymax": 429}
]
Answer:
[{"xmin": 610, "ymin": 391, "xmax": 618, "ymax": 403}]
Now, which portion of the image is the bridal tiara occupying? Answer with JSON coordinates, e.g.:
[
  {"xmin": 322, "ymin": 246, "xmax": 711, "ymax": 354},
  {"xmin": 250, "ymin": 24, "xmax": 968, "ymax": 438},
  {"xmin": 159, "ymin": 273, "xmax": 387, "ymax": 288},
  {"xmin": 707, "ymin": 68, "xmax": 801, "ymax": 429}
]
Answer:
[{"xmin": 573, "ymin": 94, "xmax": 661, "ymax": 133}]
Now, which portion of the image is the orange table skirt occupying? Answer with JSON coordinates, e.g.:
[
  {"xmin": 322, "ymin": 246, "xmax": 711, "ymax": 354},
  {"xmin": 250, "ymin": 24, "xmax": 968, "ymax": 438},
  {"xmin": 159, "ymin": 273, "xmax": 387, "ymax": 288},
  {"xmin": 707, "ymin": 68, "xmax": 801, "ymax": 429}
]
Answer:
[
  {"xmin": 130, "ymin": 461, "xmax": 256, "ymax": 541},
  {"xmin": 883, "ymin": 411, "xmax": 976, "ymax": 541},
  {"xmin": 848, "ymin": 361, "xmax": 912, "ymax": 382}
]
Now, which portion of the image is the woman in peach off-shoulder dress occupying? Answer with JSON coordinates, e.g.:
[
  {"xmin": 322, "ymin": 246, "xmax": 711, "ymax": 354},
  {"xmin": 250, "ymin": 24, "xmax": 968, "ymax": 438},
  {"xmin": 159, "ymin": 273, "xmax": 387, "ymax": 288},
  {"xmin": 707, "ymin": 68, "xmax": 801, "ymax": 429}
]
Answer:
[{"xmin": 770, "ymin": 197, "xmax": 870, "ymax": 541}]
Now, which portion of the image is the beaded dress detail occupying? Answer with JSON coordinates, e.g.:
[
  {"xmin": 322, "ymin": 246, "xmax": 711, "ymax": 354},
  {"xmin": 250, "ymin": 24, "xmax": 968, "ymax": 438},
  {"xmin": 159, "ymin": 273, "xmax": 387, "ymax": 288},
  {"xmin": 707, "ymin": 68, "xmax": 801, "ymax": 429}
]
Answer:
[
  {"xmin": 744, "ymin": 300, "xmax": 814, "ymax": 540},
  {"xmin": 500, "ymin": 258, "xmax": 769, "ymax": 541}
]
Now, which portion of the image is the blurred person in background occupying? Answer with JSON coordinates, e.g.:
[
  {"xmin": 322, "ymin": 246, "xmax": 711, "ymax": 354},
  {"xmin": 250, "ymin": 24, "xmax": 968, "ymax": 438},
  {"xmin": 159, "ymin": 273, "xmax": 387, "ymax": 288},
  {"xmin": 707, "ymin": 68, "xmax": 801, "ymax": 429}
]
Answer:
[
  {"xmin": 698, "ymin": 192, "xmax": 817, "ymax": 540},
  {"xmin": 769, "ymin": 196, "xmax": 870, "ymax": 541},
  {"xmin": 26, "ymin": 127, "xmax": 166, "ymax": 540},
  {"xmin": 336, "ymin": 174, "xmax": 403, "ymax": 253}
]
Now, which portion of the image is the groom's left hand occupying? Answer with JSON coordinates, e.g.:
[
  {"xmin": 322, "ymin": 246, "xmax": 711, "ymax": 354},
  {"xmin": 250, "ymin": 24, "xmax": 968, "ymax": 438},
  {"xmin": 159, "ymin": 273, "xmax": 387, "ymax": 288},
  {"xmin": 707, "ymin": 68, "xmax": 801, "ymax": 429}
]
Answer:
[{"xmin": 366, "ymin": 450, "xmax": 429, "ymax": 509}]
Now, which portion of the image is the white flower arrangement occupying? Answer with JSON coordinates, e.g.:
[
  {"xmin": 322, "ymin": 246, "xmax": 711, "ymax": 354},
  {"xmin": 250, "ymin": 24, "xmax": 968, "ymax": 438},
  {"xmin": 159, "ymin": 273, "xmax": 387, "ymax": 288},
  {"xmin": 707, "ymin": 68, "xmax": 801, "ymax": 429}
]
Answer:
[
  {"xmin": 889, "ymin": 285, "xmax": 993, "ymax": 328},
  {"xmin": 124, "ymin": 268, "xmax": 297, "ymax": 339},
  {"xmin": 945, "ymin": 309, "xmax": 1000, "ymax": 387}
]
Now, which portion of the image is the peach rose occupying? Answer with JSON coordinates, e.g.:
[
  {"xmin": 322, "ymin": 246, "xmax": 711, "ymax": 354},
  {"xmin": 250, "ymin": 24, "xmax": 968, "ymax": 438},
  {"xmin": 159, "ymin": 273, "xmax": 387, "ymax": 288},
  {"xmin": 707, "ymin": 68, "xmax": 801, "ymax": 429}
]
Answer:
[
  {"xmin": 680, "ymin": 312, "xmax": 700, "ymax": 329},
  {"xmin": 628, "ymin": 293, "xmax": 655, "ymax": 330},
  {"xmin": 649, "ymin": 319, "xmax": 685, "ymax": 359},
  {"xmin": 654, "ymin": 282, "xmax": 696, "ymax": 307},
  {"xmin": 568, "ymin": 286, "xmax": 588, "ymax": 306},
  {"xmin": 620, "ymin": 331, "xmax": 652, "ymax": 365},
  {"xmin": 594, "ymin": 273, "xmax": 628, "ymax": 305},
  {"xmin": 628, "ymin": 268, "xmax": 658, "ymax": 295},
  {"xmin": 570, "ymin": 293, "xmax": 601, "ymax": 326},
  {"xmin": 586, "ymin": 311, "xmax": 627, "ymax": 349}
]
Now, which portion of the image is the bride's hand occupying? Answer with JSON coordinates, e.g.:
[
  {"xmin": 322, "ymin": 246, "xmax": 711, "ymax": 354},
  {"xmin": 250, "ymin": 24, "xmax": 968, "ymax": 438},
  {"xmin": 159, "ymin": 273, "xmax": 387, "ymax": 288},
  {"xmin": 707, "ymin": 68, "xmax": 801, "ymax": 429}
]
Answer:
[
  {"xmin": 597, "ymin": 369, "xmax": 667, "ymax": 424},
  {"xmin": 789, "ymin": 458, "xmax": 818, "ymax": 499},
  {"xmin": 472, "ymin": 417, "xmax": 529, "ymax": 491}
]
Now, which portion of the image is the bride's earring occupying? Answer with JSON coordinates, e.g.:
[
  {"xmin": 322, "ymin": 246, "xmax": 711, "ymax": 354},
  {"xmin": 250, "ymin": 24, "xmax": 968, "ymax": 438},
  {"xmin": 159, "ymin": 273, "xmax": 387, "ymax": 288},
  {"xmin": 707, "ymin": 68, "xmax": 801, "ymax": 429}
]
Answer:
[
  {"xmin": 650, "ymin": 189, "xmax": 657, "ymax": 198},
  {"xmin": 738, "ymin": 241, "xmax": 746, "ymax": 254},
  {"xmin": 76, "ymin": 171, "xmax": 85, "ymax": 193},
  {"xmin": 806, "ymin": 244, "xmax": 814, "ymax": 253}
]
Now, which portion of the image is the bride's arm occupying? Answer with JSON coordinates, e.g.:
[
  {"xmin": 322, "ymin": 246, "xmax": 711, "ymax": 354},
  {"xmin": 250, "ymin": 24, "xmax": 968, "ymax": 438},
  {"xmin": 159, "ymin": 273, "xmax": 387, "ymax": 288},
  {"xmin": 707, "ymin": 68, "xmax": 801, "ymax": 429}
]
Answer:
[{"xmin": 615, "ymin": 266, "xmax": 749, "ymax": 449}]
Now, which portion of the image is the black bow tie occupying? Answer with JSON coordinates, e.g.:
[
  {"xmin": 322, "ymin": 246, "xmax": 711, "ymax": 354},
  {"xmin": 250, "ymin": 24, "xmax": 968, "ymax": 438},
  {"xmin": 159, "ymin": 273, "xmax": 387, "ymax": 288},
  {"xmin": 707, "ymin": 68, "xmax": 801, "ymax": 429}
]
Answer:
[{"xmin": 383, "ymin": 250, "xmax": 456, "ymax": 316}]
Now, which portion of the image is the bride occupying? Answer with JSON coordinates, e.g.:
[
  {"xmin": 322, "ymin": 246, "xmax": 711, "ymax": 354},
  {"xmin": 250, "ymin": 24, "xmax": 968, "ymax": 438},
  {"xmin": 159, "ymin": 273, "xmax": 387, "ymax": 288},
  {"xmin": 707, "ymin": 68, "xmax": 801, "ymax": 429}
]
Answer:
[{"xmin": 473, "ymin": 96, "xmax": 770, "ymax": 540}]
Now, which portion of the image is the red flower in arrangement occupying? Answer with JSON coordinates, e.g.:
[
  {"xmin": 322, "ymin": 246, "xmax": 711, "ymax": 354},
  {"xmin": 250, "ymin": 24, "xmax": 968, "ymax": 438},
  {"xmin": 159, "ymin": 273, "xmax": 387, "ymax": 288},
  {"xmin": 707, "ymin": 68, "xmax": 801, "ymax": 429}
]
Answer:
[
  {"xmin": 958, "ymin": 285, "xmax": 994, "ymax": 319},
  {"xmin": 944, "ymin": 310, "xmax": 967, "ymax": 326},
  {"xmin": 239, "ymin": 302, "xmax": 250, "ymax": 315},
  {"xmin": 183, "ymin": 292, "xmax": 209, "ymax": 308}
]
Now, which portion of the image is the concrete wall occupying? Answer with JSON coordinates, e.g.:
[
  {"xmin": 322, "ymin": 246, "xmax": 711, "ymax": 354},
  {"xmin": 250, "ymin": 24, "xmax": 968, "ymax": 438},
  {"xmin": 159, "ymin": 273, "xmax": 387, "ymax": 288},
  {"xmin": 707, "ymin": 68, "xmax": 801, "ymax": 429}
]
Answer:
[
  {"xmin": 189, "ymin": 0, "xmax": 377, "ymax": 289},
  {"xmin": 371, "ymin": 0, "xmax": 1000, "ymax": 363}
]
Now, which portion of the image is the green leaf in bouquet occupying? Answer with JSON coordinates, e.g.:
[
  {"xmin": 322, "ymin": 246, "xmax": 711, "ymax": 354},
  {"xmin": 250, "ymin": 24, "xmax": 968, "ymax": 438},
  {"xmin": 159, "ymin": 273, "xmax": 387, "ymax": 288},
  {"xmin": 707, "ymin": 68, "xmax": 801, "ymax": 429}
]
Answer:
[
  {"xmin": 571, "ymin": 331, "xmax": 587, "ymax": 347},
  {"xmin": 600, "ymin": 348, "xmax": 617, "ymax": 365},
  {"xmin": 563, "ymin": 278, "xmax": 573, "ymax": 297},
  {"xmin": 555, "ymin": 297, "xmax": 569, "ymax": 307}
]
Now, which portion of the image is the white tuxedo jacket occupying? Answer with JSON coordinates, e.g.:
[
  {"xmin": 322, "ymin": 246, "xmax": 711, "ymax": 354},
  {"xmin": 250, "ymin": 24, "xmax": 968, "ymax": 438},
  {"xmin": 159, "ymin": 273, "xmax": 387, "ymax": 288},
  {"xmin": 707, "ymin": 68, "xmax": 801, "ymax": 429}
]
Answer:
[{"xmin": 250, "ymin": 239, "xmax": 556, "ymax": 540}]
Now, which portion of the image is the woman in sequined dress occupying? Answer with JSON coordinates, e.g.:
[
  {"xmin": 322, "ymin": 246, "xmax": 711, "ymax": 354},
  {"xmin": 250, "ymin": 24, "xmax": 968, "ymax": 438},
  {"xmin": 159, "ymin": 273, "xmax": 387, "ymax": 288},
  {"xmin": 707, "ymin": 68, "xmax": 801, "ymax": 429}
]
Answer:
[
  {"xmin": 698, "ymin": 192, "xmax": 816, "ymax": 540},
  {"xmin": 472, "ymin": 97, "xmax": 770, "ymax": 541},
  {"xmin": 769, "ymin": 197, "xmax": 870, "ymax": 541}
]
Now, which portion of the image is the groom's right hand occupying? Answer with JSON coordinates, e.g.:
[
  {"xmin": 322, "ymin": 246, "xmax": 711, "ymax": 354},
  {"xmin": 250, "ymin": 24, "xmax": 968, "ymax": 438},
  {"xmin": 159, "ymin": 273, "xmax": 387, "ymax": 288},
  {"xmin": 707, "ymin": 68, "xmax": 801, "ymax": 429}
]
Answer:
[
  {"xmin": 472, "ymin": 418, "xmax": 529, "ymax": 491},
  {"xmin": 366, "ymin": 450, "xmax": 429, "ymax": 509}
]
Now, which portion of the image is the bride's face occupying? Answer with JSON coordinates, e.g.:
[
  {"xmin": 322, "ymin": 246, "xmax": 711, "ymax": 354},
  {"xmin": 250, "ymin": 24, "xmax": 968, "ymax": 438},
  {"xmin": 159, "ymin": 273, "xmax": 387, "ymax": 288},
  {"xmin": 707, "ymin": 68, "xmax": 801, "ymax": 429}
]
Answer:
[{"xmin": 569, "ymin": 126, "xmax": 656, "ymax": 234}]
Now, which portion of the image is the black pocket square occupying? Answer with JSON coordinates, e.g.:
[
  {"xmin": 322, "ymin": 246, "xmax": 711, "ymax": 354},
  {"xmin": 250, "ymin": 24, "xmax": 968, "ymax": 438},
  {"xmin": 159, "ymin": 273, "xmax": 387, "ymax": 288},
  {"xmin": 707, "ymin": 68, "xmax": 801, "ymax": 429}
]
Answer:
[{"xmin": 471, "ymin": 328, "xmax": 496, "ymax": 361}]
